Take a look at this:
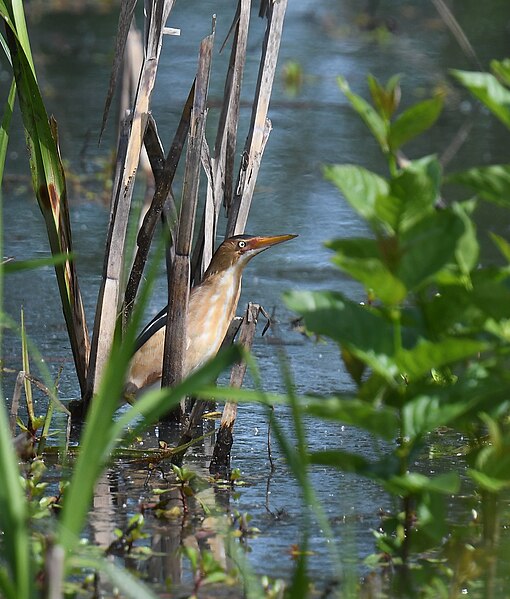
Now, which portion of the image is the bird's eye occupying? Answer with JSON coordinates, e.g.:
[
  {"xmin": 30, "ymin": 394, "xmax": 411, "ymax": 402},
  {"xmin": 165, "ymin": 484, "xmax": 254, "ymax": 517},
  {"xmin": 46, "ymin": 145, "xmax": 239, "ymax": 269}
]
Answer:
[{"xmin": 238, "ymin": 240, "xmax": 246, "ymax": 249}]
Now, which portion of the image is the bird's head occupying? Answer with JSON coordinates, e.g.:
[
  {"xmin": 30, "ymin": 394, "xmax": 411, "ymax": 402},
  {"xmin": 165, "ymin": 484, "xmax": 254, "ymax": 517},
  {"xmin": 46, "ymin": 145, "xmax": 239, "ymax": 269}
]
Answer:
[{"xmin": 204, "ymin": 234, "xmax": 297, "ymax": 277}]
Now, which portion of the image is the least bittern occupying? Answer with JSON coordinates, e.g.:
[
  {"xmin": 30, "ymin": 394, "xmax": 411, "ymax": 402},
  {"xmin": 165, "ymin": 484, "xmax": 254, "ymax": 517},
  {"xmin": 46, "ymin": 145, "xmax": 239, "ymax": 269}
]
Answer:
[{"xmin": 124, "ymin": 234, "xmax": 297, "ymax": 397}]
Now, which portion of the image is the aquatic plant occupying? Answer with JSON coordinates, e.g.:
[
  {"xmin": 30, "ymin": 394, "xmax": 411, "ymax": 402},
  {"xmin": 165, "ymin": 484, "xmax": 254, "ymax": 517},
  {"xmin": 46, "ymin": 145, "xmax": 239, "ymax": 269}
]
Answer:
[{"xmin": 285, "ymin": 64, "xmax": 510, "ymax": 596}]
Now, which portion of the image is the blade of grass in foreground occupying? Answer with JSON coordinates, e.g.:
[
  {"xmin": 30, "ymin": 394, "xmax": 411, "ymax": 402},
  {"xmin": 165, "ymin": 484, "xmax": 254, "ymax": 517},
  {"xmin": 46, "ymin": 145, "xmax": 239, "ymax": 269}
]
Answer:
[
  {"xmin": 3, "ymin": 252, "xmax": 73, "ymax": 274},
  {"xmin": 70, "ymin": 555, "xmax": 159, "ymax": 599},
  {"xmin": 20, "ymin": 308, "xmax": 35, "ymax": 430},
  {"xmin": 0, "ymin": 78, "xmax": 15, "ymax": 181},
  {"xmin": 0, "ymin": 398, "xmax": 31, "ymax": 599},
  {"xmin": 57, "ymin": 245, "xmax": 161, "ymax": 554}
]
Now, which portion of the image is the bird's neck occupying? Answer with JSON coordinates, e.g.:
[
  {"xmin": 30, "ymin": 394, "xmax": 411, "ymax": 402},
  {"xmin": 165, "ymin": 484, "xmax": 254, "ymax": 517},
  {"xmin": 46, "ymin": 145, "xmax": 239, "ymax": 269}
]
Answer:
[
  {"xmin": 201, "ymin": 261, "xmax": 245, "ymax": 288},
  {"xmin": 190, "ymin": 264, "xmax": 244, "ymax": 340},
  {"xmin": 201, "ymin": 263, "xmax": 244, "ymax": 297}
]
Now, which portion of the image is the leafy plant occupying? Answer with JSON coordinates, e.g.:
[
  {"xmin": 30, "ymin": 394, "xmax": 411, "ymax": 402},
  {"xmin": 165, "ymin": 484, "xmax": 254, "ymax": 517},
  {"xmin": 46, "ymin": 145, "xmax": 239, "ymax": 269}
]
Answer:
[{"xmin": 281, "ymin": 69, "xmax": 510, "ymax": 595}]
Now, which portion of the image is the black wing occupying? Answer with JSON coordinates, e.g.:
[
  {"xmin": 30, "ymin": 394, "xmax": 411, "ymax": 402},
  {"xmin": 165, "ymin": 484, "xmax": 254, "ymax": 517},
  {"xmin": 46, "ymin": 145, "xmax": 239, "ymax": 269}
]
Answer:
[{"xmin": 134, "ymin": 304, "xmax": 168, "ymax": 352}]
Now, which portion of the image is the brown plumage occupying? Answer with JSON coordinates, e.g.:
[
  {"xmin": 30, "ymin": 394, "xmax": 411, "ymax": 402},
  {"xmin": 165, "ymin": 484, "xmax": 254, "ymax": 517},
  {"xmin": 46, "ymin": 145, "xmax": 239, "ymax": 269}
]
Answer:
[{"xmin": 124, "ymin": 234, "xmax": 296, "ymax": 397}]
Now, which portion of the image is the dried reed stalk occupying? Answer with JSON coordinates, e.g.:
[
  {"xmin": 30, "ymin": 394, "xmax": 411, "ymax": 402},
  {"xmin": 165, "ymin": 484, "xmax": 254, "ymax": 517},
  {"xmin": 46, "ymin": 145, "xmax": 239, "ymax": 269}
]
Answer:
[
  {"xmin": 226, "ymin": 0, "xmax": 288, "ymax": 237},
  {"xmin": 206, "ymin": 0, "xmax": 288, "ymax": 464},
  {"xmin": 123, "ymin": 82, "xmax": 195, "ymax": 326},
  {"xmin": 99, "ymin": 0, "xmax": 138, "ymax": 141},
  {"xmin": 192, "ymin": 0, "xmax": 251, "ymax": 282},
  {"xmin": 164, "ymin": 0, "xmax": 288, "ymax": 437},
  {"xmin": 85, "ymin": 0, "xmax": 175, "ymax": 402},
  {"xmin": 161, "ymin": 25, "xmax": 215, "ymax": 410}
]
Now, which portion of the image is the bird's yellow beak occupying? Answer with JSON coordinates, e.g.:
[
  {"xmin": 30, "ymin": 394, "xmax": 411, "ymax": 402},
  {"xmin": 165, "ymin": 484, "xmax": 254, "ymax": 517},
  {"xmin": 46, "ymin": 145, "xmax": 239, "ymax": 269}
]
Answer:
[{"xmin": 247, "ymin": 234, "xmax": 297, "ymax": 251}]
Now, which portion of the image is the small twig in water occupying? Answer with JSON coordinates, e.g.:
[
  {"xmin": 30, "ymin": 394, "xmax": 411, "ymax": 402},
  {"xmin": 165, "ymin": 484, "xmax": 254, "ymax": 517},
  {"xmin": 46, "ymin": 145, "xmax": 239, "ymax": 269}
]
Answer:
[{"xmin": 267, "ymin": 404, "xmax": 275, "ymax": 472}]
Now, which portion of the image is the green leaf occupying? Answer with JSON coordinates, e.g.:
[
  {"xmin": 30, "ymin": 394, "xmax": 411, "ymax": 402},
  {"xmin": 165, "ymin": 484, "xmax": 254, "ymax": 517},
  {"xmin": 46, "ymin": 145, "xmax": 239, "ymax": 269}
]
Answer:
[
  {"xmin": 414, "ymin": 491, "xmax": 449, "ymax": 547},
  {"xmin": 367, "ymin": 73, "xmax": 401, "ymax": 120},
  {"xmin": 372, "ymin": 193, "xmax": 405, "ymax": 234},
  {"xmin": 9, "ymin": 0, "xmax": 35, "ymax": 73},
  {"xmin": 447, "ymin": 164, "xmax": 510, "ymax": 206},
  {"xmin": 284, "ymin": 290, "xmax": 401, "ymax": 381},
  {"xmin": 20, "ymin": 308, "xmax": 34, "ymax": 429},
  {"xmin": 305, "ymin": 397, "xmax": 399, "ymax": 440},
  {"xmin": 385, "ymin": 472, "xmax": 460, "ymax": 495},
  {"xmin": 490, "ymin": 232, "xmax": 510, "ymax": 263},
  {"xmin": 323, "ymin": 163, "xmax": 389, "ymax": 227},
  {"xmin": 452, "ymin": 201, "xmax": 479, "ymax": 276},
  {"xmin": 0, "ymin": 399, "xmax": 31, "ymax": 599},
  {"xmin": 388, "ymin": 155, "xmax": 441, "ymax": 232},
  {"xmin": 401, "ymin": 391, "xmax": 479, "ymax": 438},
  {"xmin": 425, "ymin": 270, "xmax": 510, "ymax": 336},
  {"xmin": 59, "ymin": 344, "xmax": 241, "ymax": 552},
  {"xmin": 388, "ymin": 96, "xmax": 443, "ymax": 151},
  {"xmin": 398, "ymin": 209, "xmax": 466, "ymax": 290},
  {"xmin": 310, "ymin": 450, "xmax": 372, "ymax": 474},
  {"xmin": 2, "ymin": 253, "xmax": 73, "ymax": 274},
  {"xmin": 0, "ymin": 33, "xmax": 9, "ymax": 66},
  {"xmin": 327, "ymin": 237, "xmax": 407, "ymax": 304},
  {"xmin": 341, "ymin": 346, "xmax": 366, "ymax": 385},
  {"xmin": 491, "ymin": 58, "xmax": 510, "ymax": 87},
  {"xmin": 112, "ymin": 346, "xmax": 243, "ymax": 449},
  {"xmin": 451, "ymin": 69, "xmax": 510, "ymax": 129},
  {"xmin": 337, "ymin": 75, "xmax": 389, "ymax": 152},
  {"xmin": 310, "ymin": 450, "xmax": 400, "ymax": 481},
  {"xmin": 4, "ymin": 2, "xmax": 88, "ymax": 393},
  {"xmin": 468, "ymin": 469, "xmax": 510, "ymax": 493},
  {"xmin": 396, "ymin": 337, "xmax": 487, "ymax": 381}
]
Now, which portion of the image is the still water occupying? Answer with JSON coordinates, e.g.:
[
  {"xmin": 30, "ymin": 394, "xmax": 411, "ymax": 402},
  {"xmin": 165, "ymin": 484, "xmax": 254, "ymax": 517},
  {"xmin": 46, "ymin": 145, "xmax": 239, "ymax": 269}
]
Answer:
[{"xmin": 2, "ymin": 0, "xmax": 510, "ymax": 591}]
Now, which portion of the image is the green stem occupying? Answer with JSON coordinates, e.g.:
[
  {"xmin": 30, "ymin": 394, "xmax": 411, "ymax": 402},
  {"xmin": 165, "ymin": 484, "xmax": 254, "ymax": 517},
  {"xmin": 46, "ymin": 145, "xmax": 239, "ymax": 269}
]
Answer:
[
  {"xmin": 392, "ymin": 307, "xmax": 402, "ymax": 355},
  {"xmin": 387, "ymin": 150, "xmax": 399, "ymax": 178},
  {"xmin": 482, "ymin": 491, "xmax": 499, "ymax": 599}
]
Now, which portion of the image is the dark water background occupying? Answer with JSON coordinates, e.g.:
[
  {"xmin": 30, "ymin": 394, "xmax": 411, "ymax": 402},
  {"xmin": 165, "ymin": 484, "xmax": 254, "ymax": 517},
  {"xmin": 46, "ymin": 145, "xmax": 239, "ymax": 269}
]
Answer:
[{"xmin": 2, "ymin": 0, "xmax": 510, "ymax": 590}]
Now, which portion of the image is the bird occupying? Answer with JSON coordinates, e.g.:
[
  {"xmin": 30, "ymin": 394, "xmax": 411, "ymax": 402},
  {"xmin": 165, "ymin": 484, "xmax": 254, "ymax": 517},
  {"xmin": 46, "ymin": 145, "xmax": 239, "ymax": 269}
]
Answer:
[{"xmin": 124, "ymin": 233, "xmax": 297, "ymax": 398}]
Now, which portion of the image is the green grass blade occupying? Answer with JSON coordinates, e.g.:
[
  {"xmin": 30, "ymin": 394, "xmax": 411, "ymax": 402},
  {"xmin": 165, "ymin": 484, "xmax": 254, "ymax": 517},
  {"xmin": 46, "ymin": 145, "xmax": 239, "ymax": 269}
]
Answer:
[
  {"xmin": 71, "ymin": 555, "xmax": 160, "ymax": 599},
  {"xmin": 0, "ymin": 1, "xmax": 12, "ymax": 24},
  {"xmin": 111, "ymin": 345, "xmax": 243, "ymax": 446},
  {"xmin": 10, "ymin": 0, "xmax": 35, "ymax": 72},
  {"xmin": 57, "ymin": 236, "xmax": 165, "ymax": 551},
  {"xmin": 451, "ymin": 69, "xmax": 510, "ymax": 130},
  {"xmin": 37, "ymin": 398, "xmax": 54, "ymax": 455},
  {"xmin": 58, "ymin": 343, "xmax": 241, "ymax": 552},
  {"xmin": 58, "ymin": 219, "xmax": 240, "ymax": 551},
  {"xmin": 0, "ymin": 398, "xmax": 31, "ymax": 599},
  {"xmin": 3, "ymin": 253, "xmax": 74, "ymax": 274},
  {"xmin": 20, "ymin": 308, "xmax": 34, "ymax": 429},
  {"xmin": 0, "ymin": 30, "xmax": 11, "ymax": 62},
  {"xmin": 0, "ymin": 78, "xmax": 15, "ymax": 184}
]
